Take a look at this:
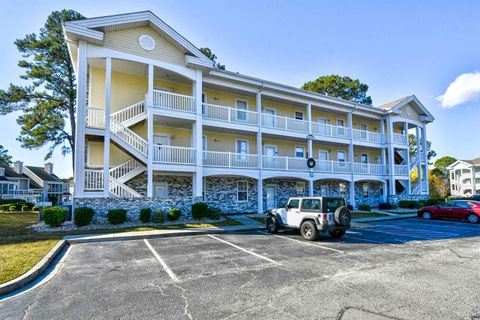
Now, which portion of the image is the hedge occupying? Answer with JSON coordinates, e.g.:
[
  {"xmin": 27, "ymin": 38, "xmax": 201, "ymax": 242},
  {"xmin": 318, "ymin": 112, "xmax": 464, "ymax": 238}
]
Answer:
[
  {"xmin": 191, "ymin": 202, "xmax": 209, "ymax": 219},
  {"xmin": 152, "ymin": 210, "xmax": 166, "ymax": 223},
  {"xmin": 168, "ymin": 208, "xmax": 181, "ymax": 221},
  {"xmin": 74, "ymin": 207, "xmax": 95, "ymax": 226},
  {"xmin": 43, "ymin": 206, "xmax": 66, "ymax": 227},
  {"xmin": 108, "ymin": 209, "xmax": 127, "ymax": 224},
  {"xmin": 378, "ymin": 202, "xmax": 392, "ymax": 210},
  {"xmin": 358, "ymin": 204, "xmax": 371, "ymax": 211},
  {"xmin": 139, "ymin": 208, "xmax": 151, "ymax": 223},
  {"xmin": 207, "ymin": 207, "xmax": 222, "ymax": 220}
]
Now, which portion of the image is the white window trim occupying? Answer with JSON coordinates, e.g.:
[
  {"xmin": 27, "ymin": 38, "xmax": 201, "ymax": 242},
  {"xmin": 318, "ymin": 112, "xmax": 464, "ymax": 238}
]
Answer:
[
  {"xmin": 296, "ymin": 181, "xmax": 306, "ymax": 195},
  {"xmin": 319, "ymin": 150, "xmax": 330, "ymax": 161},
  {"xmin": 361, "ymin": 153, "xmax": 369, "ymax": 164},
  {"xmin": 263, "ymin": 106, "xmax": 276, "ymax": 115},
  {"xmin": 87, "ymin": 141, "xmax": 103, "ymax": 168},
  {"xmin": 317, "ymin": 116, "xmax": 328, "ymax": 124},
  {"xmin": 153, "ymin": 182, "xmax": 168, "ymax": 199},
  {"xmin": 294, "ymin": 110, "xmax": 304, "ymax": 121},
  {"xmin": 264, "ymin": 144, "xmax": 277, "ymax": 156},
  {"xmin": 266, "ymin": 184, "xmax": 277, "ymax": 208},
  {"xmin": 235, "ymin": 139, "xmax": 249, "ymax": 154},
  {"xmin": 235, "ymin": 99, "xmax": 248, "ymax": 110},
  {"xmin": 295, "ymin": 146, "xmax": 305, "ymax": 158},
  {"xmin": 153, "ymin": 134, "xmax": 170, "ymax": 146},
  {"xmin": 237, "ymin": 180, "xmax": 248, "ymax": 202},
  {"xmin": 360, "ymin": 123, "xmax": 368, "ymax": 131},
  {"xmin": 336, "ymin": 119, "xmax": 345, "ymax": 127},
  {"xmin": 337, "ymin": 150, "xmax": 346, "ymax": 162}
]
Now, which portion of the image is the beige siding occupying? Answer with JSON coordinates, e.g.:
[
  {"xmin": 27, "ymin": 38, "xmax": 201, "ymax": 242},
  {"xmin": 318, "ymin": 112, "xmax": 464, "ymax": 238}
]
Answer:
[
  {"xmin": 204, "ymin": 131, "xmax": 257, "ymax": 154},
  {"xmin": 262, "ymin": 138, "xmax": 307, "ymax": 157},
  {"xmin": 103, "ymin": 26, "xmax": 186, "ymax": 66},
  {"xmin": 397, "ymin": 102, "xmax": 421, "ymax": 121},
  {"xmin": 203, "ymin": 89, "xmax": 257, "ymax": 112},
  {"xmin": 262, "ymin": 99, "xmax": 307, "ymax": 119},
  {"xmin": 87, "ymin": 141, "xmax": 131, "ymax": 167},
  {"xmin": 312, "ymin": 144, "xmax": 350, "ymax": 162},
  {"xmin": 311, "ymin": 109, "xmax": 347, "ymax": 126}
]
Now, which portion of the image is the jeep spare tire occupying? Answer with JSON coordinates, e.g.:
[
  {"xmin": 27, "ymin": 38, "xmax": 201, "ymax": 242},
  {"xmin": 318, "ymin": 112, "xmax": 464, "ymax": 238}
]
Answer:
[{"xmin": 334, "ymin": 206, "xmax": 351, "ymax": 227}]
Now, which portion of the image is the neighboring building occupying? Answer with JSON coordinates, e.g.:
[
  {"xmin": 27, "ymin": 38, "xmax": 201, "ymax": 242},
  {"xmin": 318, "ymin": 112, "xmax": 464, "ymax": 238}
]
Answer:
[
  {"xmin": 448, "ymin": 157, "xmax": 480, "ymax": 197},
  {"xmin": 64, "ymin": 11, "xmax": 434, "ymax": 217},
  {"xmin": 0, "ymin": 161, "xmax": 70, "ymax": 204}
]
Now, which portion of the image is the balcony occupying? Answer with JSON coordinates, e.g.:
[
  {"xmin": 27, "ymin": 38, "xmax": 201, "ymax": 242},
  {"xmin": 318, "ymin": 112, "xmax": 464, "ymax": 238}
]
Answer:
[
  {"xmin": 393, "ymin": 133, "xmax": 408, "ymax": 145},
  {"xmin": 394, "ymin": 165, "xmax": 409, "ymax": 176},
  {"xmin": 86, "ymin": 107, "xmax": 105, "ymax": 129},
  {"xmin": 352, "ymin": 129, "xmax": 385, "ymax": 144},
  {"xmin": 262, "ymin": 114, "xmax": 309, "ymax": 133},
  {"xmin": 204, "ymin": 151, "xmax": 258, "ymax": 168},
  {"xmin": 84, "ymin": 169, "xmax": 104, "ymax": 191},
  {"xmin": 311, "ymin": 122, "xmax": 350, "ymax": 140},
  {"xmin": 202, "ymin": 103, "xmax": 258, "ymax": 126},
  {"xmin": 313, "ymin": 160, "xmax": 352, "ymax": 174},
  {"xmin": 152, "ymin": 89, "xmax": 196, "ymax": 113},
  {"xmin": 262, "ymin": 156, "xmax": 310, "ymax": 171},
  {"xmin": 152, "ymin": 145, "xmax": 196, "ymax": 165}
]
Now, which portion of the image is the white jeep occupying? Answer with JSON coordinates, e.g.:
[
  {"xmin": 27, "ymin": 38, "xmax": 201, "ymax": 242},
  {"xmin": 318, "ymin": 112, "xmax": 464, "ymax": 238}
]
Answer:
[{"xmin": 265, "ymin": 197, "xmax": 352, "ymax": 241}]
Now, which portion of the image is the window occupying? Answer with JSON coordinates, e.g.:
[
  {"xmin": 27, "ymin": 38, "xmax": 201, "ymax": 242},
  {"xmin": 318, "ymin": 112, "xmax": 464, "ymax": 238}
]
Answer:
[
  {"xmin": 337, "ymin": 151, "xmax": 346, "ymax": 163},
  {"xmin": 236, "ymin": 140, "xmax": 248, "ymax": 154},
  {"xmin": 287, "ymin": 199, "xmax": 300, "ymax": 209},
  {"xmin": 237, "ymin": 181, "xmax": 248, "ymax": 202},
  {"xmin": 336, "ymin": 119, "xmax": 345, "ymax": 137},
  {"xmin": 236, "ymin": 100, "xmax": 247, "ymax": 121},
  {"xmin": 361, "ymin": 154, "xmax": 368, "ymax": 164},
  {"xmin": 339, "ymin": 182, "xmax": 346, "ymax": 197},
  {"xmin": 320, "ymin": 184, "xmax": 328, "ymax": 196},
  {"xmin": 296, "ymin": 181, "xmax": 305, "ymax": 195},
  {"xmin": 154, "ymin": 183, "xmax": 168, "ymax": 199},
  {"xmin": 295, "ymin": 146, "xmax": 305, "ymax": 158},
  {"xmin": 294, "ymin": 111, "xmax": 304, "ymax": 121},
  {"xmin": 362, "ymin": 183, "xmax": 369, "ymax": 197},
  {"xmin": 325, "ymin": 198, "xmax": 346, "ymax": 213},
  {"xmin": 360, "ymin": 123, "xmax": 367, "ymax": 140},
  {"xmin": 301, "ymin": 199, "xmax": 321, "ymax": 211},
  {"xmin": 263, "ymin": 107, "xmax": 276, "ymax": 127}
]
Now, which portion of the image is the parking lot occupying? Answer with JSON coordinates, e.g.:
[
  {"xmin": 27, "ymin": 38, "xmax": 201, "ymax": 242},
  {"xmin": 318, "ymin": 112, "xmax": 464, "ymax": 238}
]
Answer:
[{"xmin": 2, "ymin": 218, "xmax": 480, "ymax": 320}]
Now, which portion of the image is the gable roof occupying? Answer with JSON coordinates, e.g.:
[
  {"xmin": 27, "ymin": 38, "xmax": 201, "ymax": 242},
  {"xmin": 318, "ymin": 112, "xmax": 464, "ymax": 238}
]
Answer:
[
  {"xmin": 447, "ymin": 157, "xmax": 480, "ymax": 170},
  {"xmin": 377, "ymin": 95, "xmax": 434, "ymax": 122},
  {"xmin": 0, "ymin": 165, "xmax": 29, "ymax": 179},
  {"xmin": 63, "ymin": 11, "xmax": 213, "ymax": 67},
  {"xmin": 462, "ymin": 157, "xmax": 480, "ymax": 166},
  {"xmin": 25, "ymin": 166, "xmax": 64, "ymax": 183}
]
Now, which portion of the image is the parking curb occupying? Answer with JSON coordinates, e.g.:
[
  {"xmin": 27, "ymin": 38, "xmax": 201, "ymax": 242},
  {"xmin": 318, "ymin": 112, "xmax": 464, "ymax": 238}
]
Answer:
[
  {"xmin": 64, "ymin": 225, "xmax": 264, "ymax": 244},
  {"xmin": 0, "ymin": 240, "xmax": 67, "ymax": 296}
]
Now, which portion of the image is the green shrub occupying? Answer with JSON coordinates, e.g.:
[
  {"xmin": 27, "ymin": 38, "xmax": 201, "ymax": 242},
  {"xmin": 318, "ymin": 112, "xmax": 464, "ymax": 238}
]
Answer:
[
  {"xmin": 152, "ymin": 210, "xmax": 166, "ymax": 223},
  {"xmin": 74, "ymin": 207, "xmax": 94, "ymax": 226},
  {"xmin": 9, "ymin": 205, "xmax": 16, "ymax": 212},
  {"xmin": 139, "ymin": 208, "xmax": 151, "ymax": 223},
  {"xmin": 426, "ymin": 198, "xmax": 444, "ymax": 206},
  {"xmin": 43, "ymin": 206, "xmax": 66, "ymax": 227},
  {"xmin": 107, "ymin": 209, "xmax": 127, "ymax": 224},
  {"xmin": 21, "ymin": 205, "xmax": 29, "ymax": 212},
  {"xmin": 0, "ymin": 199, "xmax": 26, "ymax": 205},
  {"xmin": 398, "ymin": 200, "xmax": 410, "ymax": 208},
  {"xmin": 32, "ymin": 206, "xmax": 40, "ymax": 211},
  {"xmin": 378, "ymin": 202, "xmax": 392, "ymax": 210},
  {"xmin": 358, "ymin": 204, "xmax": 371, "ymax": 211},
  {"xmin": 207, "ymin": 207, "xmax": 222, "ymax": 220},
  {"xmin": 192, "ymin": 202, "xmax": 209, "ymax": 219},
  {"xmin": 408, "ymin": 201, "xmax": 422, "ymax": 209},
  {"xmin": 168, "ymin": 208, "xmax": 181, "ymax": 221}
]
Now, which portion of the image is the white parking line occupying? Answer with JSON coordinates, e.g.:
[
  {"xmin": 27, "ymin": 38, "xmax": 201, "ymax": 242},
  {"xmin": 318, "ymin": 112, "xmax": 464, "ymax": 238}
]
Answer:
[
  {"xmin": 356, "ymin": 228, "xmax": 433, "ymax": 240},
  {"xmin": 258, "ymin": 231, "xmax": 344, "ymax": 253},
  {"xmin": 144, "ymin": 239, "xmax": 180, "ymax": 283},
  {"xmin": 374, "ymin": 225, "xmax": 460, "ymax": 236},
  {"xmin": 207, "ymin": 234, "xmax": 280, "ymax": 265}
]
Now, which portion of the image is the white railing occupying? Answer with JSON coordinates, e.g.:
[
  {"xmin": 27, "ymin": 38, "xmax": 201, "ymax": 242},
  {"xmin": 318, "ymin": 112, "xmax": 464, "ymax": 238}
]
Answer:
[
  {"xmin": 152, "ymin": 90, "xmax": 196, "ymax": 113},
  {"xmin": 410, "ymin": 154, "xmax": 418, "ymax": 170},
  {"xmin": 109, "ymin": 177, "xmax": 142, "ymax": 198},
  {"xmin": 261, "ymin": 114, "xmax": 309, "ymax": 133},
  {"xmin": 312, "ymin": 122, "xmax": 350, "ymax": 139},
  {"xmin": 203, "ymin": 151, "xmax": 258, "ymax": 168},
  {"xmin": 352, "ymin": 129, "xmax": 385, "ymax": 144},
  {"xmin": 110, "ymin": 119, "xmax": 148, "ymax": 156},
  {"xmin": 153, "ymin": 145, "xmax": 196, "ymax": 165},
  {"xmin": 86, "ymin": 107, "xmax": 105, "ymax": 128},
  {"xmin": 84, "ymin": 169, "xmax": 104, "ymax": 191},
  {"xmin": 314, "ymin": 160, "xmax": 352, "ymax": 174},
  {"xmin": 111, "ymin": 101, "xmax": 146, "ymax": 124},
  {"xmin": 353, "ymin": 163, "xmax": 387, "ymax": 175},
  {"xmin": 393, "ymin": 133, "xmax": 408, "ymax": 145},
  {"xmin": 395, "ymin": 165, "xmax": 409, "ymax": 176},
  {"xmin": 110, "ymin": 158, "xmax": 143, "ymax": 180},
  {"xmin": 262, "ymin": 156, "xmax": 310, "ymax": 171},
  {"xmin": 202, "ymin": 103, "xmax": 258, "ymax": 126}
]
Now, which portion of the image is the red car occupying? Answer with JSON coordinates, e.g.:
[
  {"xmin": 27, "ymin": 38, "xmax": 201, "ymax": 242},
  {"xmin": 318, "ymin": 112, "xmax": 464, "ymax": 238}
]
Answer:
[{"xmin": 418, "ymin": 200, "xmax": 480, "ymax": 223}]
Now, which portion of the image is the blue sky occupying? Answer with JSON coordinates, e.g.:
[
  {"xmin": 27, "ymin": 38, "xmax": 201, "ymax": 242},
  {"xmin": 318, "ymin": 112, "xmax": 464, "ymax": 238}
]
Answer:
[{"xmin": 0, "ymin": 0, "xmax": 479, "ymax": 178}]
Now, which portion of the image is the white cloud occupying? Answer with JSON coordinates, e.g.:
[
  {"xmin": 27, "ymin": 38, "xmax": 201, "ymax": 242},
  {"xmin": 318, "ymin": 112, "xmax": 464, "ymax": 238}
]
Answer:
[{"xmin": 436, "ymin": 71, "xmax": 480, "ymax": 108}]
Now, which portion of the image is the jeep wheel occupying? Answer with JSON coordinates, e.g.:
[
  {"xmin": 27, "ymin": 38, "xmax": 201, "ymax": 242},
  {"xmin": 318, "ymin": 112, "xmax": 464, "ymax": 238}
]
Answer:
[
  {"xmin": 334, "ymin": 206, "xmax": 352, "ymax": 227},
  {"xmin": 300, "ymin": 221, "xmax": 319, "ymax": 241},
  {"xmin": 266, "ymin": 215, "xmax": 279, "ymax": 233},
  {"xmin": 329, "ymin": 229, "xmax": 346, "ymax": 239}
]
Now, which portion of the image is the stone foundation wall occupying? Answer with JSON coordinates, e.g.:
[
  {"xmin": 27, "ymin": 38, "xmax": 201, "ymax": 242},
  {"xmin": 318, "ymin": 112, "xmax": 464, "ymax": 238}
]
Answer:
[
  {"xmin": 355, "ymin": 181, "xmax": 384, "ymax": 207},
  {"xmin": 313, "ymin": 180, "xmax": 350, "ymax": 200},
  {"xmin": 263, "ymin": 178, "xmax": 310, "ymax": 209},
  {"xmin": 204, "ymin": 177, "xmax": 257, "ymax": 213},
  {"xmin": 388, "ymin": 194, "xmax": 429, "ymax": 204}
]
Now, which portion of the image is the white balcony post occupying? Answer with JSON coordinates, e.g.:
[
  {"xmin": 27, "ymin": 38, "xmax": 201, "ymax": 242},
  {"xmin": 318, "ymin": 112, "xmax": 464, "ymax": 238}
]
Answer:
[
  {"xmin": 193, "ymin": 69, "xmax": 203, "ymax": 199},
  {"xmin": 415, "ymin": 126, "xmax": 422, "ymax": 193},
  {"xmin": 386, "ymin": 116, "xmax": 395, "ymax": 195},
  {"xmin": 256, "ymin": 91, "xmax": 263, "ymax": 213},
  {"xmin": 147, "ymin": 64, "xmax": 154, "ymax": 198},
  {"xmin": 74, "ymin": 40, "xmax": 87, "ymax": 198},
  {"xmin": 421, "ymin": 123, "xmax": 429, "ymax": 195},
  {"xmin": 103, "ymin": 57, "xmax": 112, "ymax": 197},
  {"xmin": 404, "ymin": 122, "xmax": 411, "ymax": 194},
  {"xmin": 347, "ymin": 112, "xmax": 355, "ymax": 207}
]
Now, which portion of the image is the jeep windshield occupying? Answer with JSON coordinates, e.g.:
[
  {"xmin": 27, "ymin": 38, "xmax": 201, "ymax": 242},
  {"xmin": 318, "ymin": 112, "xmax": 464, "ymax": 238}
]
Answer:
[{"xmin": 324, "ymin": 198, "xmax": 346, "ymax": 213}]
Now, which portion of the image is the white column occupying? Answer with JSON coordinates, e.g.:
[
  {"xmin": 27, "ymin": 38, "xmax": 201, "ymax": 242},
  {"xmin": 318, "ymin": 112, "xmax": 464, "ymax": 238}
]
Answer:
[
  {"xmin": 382, "ymin": 180, "xmax": 388, "ymax": 203},
  {"xmin": 471, "ymin": 168, "xmax": 476, "ymax": 195},
  {"xmin": 347, "ymin": 112, "xmax": 355, "ymax": 207},
  {"xmin": 256, "ymin": 91, "xmax": 263, "ymax": 213},
  {"xmin": 307, "ymin": 104, "xmax": 314, "ymax": 196},
  {"xmin": 147, "ymin": 64, "xmax": 154, "ymax": 198},
  {"xmin": 380, "ymin": 120, "xmax": 386, "ymax": 167},
  {"xmin": 404, "ymin": 122, "xmax": 410, "ymax": 194},
  {"xmin": 386, "ymin": 116, "xmax": 395, "ymax": 195},
  {"xmin": 74, "ymin": 40, "xmax": 87, "ymax": 198},
  {"xmin": 415, "ymin": 126, "xmax": 422, "ymax": 193},
  {"xmin": 193, "ymin": 69, "xmax": 203, "ymax": 199},
  {"xmin": 103, "ymin": 57, "xmax": 112, "ymax": 197},
  {"xmin": 421, "ymin": 124, "xmax": 428, "ymax": 195}
]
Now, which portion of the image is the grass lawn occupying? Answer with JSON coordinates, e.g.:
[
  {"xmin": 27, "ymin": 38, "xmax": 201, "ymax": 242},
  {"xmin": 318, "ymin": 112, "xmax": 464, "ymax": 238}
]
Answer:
[
  {"xmin": 250, "ymin": 216, "xmax": 266, "ymax": 224},
  {"xmin": 0, "ymin": 211, "xmax": 242, "ymax": 284}
]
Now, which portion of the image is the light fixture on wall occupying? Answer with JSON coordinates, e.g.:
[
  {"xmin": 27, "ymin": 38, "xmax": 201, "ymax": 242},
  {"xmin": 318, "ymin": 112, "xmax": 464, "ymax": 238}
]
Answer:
[
  {"xmin": 214, "ymin": 139, "xmax": 220, "ymax": 142},
  {"xmin": 214, "ymin": 97, "xmax": 219, "ymax": 101}
]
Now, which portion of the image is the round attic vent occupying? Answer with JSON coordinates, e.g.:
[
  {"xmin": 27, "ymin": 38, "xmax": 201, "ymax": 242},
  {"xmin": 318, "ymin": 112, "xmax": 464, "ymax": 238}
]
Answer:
[{"xmin": 138, "ymin": 35, "xmax": 156, "ymax": 51}]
